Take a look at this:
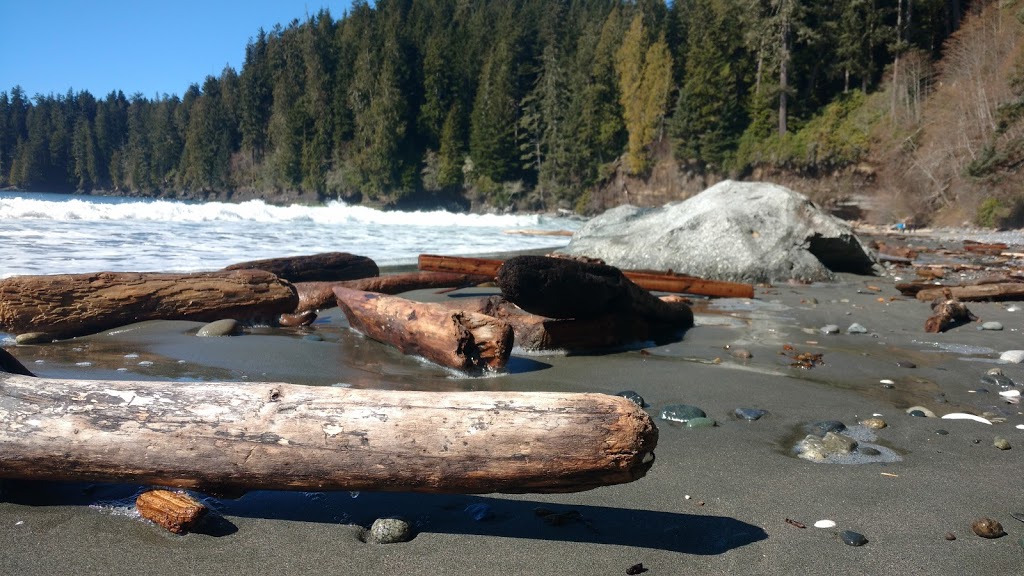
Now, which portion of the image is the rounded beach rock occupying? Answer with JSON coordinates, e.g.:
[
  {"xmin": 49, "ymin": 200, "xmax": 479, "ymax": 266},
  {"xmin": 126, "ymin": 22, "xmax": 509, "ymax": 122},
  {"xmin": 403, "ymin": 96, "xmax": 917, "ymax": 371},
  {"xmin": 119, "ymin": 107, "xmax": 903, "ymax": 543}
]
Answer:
[
  {"xmin": 196, "ymin": 319, "xmax": 243, "ymax": 337},
  {"xmin": 366, "ymin": 517, "xmax": 412, "ymax": 544}
]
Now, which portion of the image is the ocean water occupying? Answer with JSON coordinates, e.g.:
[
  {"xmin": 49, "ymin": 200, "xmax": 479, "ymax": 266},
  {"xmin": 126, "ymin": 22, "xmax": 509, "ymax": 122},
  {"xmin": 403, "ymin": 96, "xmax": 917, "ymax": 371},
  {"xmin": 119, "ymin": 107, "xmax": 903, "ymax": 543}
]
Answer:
[{"xmin": 0, "ymin": 191, "xmax": 582, "ymax": 278}]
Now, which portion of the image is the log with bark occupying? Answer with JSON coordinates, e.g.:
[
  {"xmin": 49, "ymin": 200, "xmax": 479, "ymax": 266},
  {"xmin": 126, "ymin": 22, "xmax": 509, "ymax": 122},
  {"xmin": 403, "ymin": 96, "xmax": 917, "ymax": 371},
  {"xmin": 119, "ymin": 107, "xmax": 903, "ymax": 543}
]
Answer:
[
  {"xmin": 136, "ymin": 489, "xmax": 208, "ymax": 534},
  {"xmin": 0, "ymin": 270, "xmax": 299, "ymax": 341},
  {"xmin": 497, "ymin": 255, "xmax": 694, "ymax": 329},
  {"xmin": 333, "ymin": 287, "xmax": 514, "ymax": 372},
  {"xmin": 418, "ymin": 254, "xmax": 754, "ymax": 299},
  {"xmin": 924, "ymin": 289, "xmax": 979, "ymax": 333},
  {"xmin": 292, "ymin": 272, "xmax": 494, "ymax": 314},
  {"xmin": 914, "ymin": 282, "xmax": 1024, "ymax": 302},
  {"xmin": 223, "ymin": 252, "xmax": 379, "ymax": 283},
  {"xmin": 448, "ymin": 296, "xmax": 686, "ymax": 352},
  {"xmin": 0, "ymin": 374, "xmax": 657, "ymax": 494}
]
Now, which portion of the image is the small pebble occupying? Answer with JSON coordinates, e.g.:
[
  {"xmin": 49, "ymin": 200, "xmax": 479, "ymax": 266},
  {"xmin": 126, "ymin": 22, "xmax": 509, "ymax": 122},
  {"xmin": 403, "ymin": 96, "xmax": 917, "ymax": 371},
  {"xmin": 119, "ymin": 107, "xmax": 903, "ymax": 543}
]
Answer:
[
  {"xmin": 820, "ymin": 324, "xmax": 840, "ymax": 335},
  {"xmin": 847, "ymin": 323, "xmax": 868, "ymax": 334},
  {"xmin": 840, "ymin": 530, "xmax": 868, "ymax": 546},
  {"xmin": 730, "ymin": 348, "xmax": 753, "ymax": 359},
  {"xmin": 15, "ymin": 332, "xmax": 49, "ymax": 345},
  {"xmin": 994, "ymin": 437, "xmax": 1011, "ymax": 450},
  {"xmin": 860, "ymin": 418, "xmax": 887, "ymax": 430},
  {"xmin": 659, "ymin": 404, "xmax": 706, "ymax": 423},
  {"xmin": 804, "ymin": 420, "xmax": 847, "ymax": 437},
  {"xmin": 685, "ymin": 417, "xmax": 717, "ymax": 429},
  {"xmin": 734, "ymin": 408, "xmax": 768, "ymax": 421},
  {"xmin": 366, "ymin": 517, "xmax": 412, "ymax": 544},
  {"xmin": 935, "ymin": 429, "xmax": 949, "ymax": 435},
  {"xmin": 981, "ymin": 321, "xmax": 1004, "ymax": 331},
  {"xmin": 857, "ymin": 446, "xmax": 881, "ymax": 456},
  {"xmin": 814, "ymin": 520, "xmax": 837, "ymax": 529},
  {"xmin": 906, "ymin": 406, "xmax": 936, "ymax": 418},
  {"xmin": 971, "ymin": 517, "xmax": 1005, "ymax": 539},
  {"xmin": 616, "ymin": 391, "xmax": 647, "ymax": 407},
  {"xmin": 1000, "ymin": 350, "xmax": 1024, "ymax": 364},
  {"xmin": 895, "ymin": 360, "xmax": 916, "ymax": 369},
  {"xmin": 944, "ymin": 532, "xmax": 957, "ymax": 541},
  {"xmin": 302, "ymin": 333, "xmax": 324, "ymax": 342},
  {"xmin": 196, "ymin": 319, "xmax": 243, "ymax": 337},
  {"xmin": 980, "ymin": 372, "xmax": 1015, "ymax": 388}
]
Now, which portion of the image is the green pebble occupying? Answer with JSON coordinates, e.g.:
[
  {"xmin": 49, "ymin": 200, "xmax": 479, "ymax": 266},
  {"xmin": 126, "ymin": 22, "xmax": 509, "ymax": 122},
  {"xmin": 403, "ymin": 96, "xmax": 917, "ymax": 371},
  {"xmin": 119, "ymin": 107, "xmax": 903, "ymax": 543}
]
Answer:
[
  {"xmin": 686, "ymin": 417, "xmax": 717, "ymax": 429},
  {"xmin": 994, "ymin": 437, "xmax": 1012, "ymax": 450}
]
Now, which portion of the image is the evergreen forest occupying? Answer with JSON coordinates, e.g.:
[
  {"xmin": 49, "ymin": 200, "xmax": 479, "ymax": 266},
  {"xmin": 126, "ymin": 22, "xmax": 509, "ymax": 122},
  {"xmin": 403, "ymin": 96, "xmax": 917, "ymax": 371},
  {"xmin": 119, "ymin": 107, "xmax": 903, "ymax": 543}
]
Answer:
[{"xmin": 1, "ymin": 0, "xmax": 1023, "ymax": 225}]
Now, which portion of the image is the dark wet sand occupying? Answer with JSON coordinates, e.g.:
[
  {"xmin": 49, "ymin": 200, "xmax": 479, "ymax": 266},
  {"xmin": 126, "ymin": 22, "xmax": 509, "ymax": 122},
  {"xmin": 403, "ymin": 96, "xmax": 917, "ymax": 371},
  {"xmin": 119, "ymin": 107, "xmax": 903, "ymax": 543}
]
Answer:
[{"xmin": 3, "ymin": 252, "xmax": 1024, "ymax": 574}]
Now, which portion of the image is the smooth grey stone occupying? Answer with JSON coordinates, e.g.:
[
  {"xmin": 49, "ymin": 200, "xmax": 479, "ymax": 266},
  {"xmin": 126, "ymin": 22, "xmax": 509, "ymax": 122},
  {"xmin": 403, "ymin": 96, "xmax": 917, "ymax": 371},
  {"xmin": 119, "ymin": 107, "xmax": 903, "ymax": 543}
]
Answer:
[
  {"xmin": 659, "ymin": 404, "xmax": 706, "ymax": 423},
  {"xmin": 804, "ymin": 420, "xmax": 847, "ymax": 437},
  {"xmin": 685, "ymin": 417, "xmax": 717, "ymax": 429},
  {"xmin": 896, "ymin": 360, "xmax": 916, "ymax": 368},
  {"xmin": 981, "ymin": 321, "xmax": 1004, "ymax": 331},
  {"xmin": 734, "ymin": 408, "xmax": 768, "ymax": 421},
  {"xmin": 616, "ymin": 390, "xmax": 647, "ymax": 407},
  {"xmin": 1000, "ymin": 350, "xmax": 1024, "ymax": 364},
  {"xmin": 822, "ymin": 432, "xmax": 858, "ymax": 454},
  {"xmin": 840, "ymin": 530, "xmax": 868, "ymax": 546},
  {"xmin": 820, "ymin": 324, "xmax": 841, "ymax": 335},
  {"xmin": 302, "ymin": 333, "xmax": 324, "ymax": 342},
  {"xmin": 858, "ymin": 446, "xmax": 881, "ymax": 456},
  {"xmin": 15, "ymin": 332, "xmax": 51, "ymax": 345},
  {"xmin": 847, "ymin": 323, "xmax": 868, "ymax": 334},
  {"xmin": 906, "ymin": 405, "xmax": 936, "ymax": 417},
  {"xmin": 981, "ymin": 373, "xmax": 1015, "ymax": 388},
  {"xmin": 795, "ymin": 435, "xmax": 828, "ymax": 461},
  {"xmin": 994, "ymin": 437, "xmax": 1012, "ymax": 450},
  {"xmin": 366, "ymin": 517, "xmax": 412, "ymax": 544},
  {"xmin": 908, "ymin": 410, "xmax": 927, "ymax": 417},
  {"xmin": 196, "ymin": 319, "xmax": 242, "ymax": 337}
]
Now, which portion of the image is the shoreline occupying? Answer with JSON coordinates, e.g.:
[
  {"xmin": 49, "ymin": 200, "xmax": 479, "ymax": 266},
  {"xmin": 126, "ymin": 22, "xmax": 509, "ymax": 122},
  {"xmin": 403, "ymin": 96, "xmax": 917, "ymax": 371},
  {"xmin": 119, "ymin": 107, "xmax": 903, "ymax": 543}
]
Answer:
[{"xmin": 3, "ymin": 243, "xmax": 1024, "ymax": 573}]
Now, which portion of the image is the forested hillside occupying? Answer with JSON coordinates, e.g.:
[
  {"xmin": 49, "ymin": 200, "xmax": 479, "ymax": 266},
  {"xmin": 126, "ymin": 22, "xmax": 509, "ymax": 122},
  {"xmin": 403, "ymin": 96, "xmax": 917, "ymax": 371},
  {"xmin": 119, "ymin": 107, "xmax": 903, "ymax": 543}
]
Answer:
[{"xmin": 1, "ymin": 0, "xmax": 1022, "ymax": 225}]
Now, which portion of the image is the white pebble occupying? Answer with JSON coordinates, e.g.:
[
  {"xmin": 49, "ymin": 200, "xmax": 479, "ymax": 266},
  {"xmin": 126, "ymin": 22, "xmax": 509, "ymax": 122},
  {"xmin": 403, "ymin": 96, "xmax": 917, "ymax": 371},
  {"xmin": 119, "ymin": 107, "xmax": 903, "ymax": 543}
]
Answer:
[
  {"xmin": 814, "ymin": 520, "xmax": 837, "ymax": 529},
  {"xmin": 940, "ymin": 413, "xmax": 993, "ymax": 425},
  {"xmin": 74, "ymin": 361, "xmax": 92, "ymax": 367},
  {"xmin": 999, "ymin": 390, "xmax": 1021, "ymax": 398},
  {"xmin": 880, "ymin": 379, "xmax": 895, "ymax": 385},
  {"xmin": 684, "ymin": 495, "xmax": 691, "ymax": 500},
  {"xmin": 137, "ymin": 361, "xmax": 154, "ymax": 366},
  {"xmin": 1000, "ymin": 350, "xmax": 1024, "ymax": 364},
  {"xmin": 1016, "ymin": 424, "xmax": 1024, "ymax": 430},
  {"xmin": 34, "ymin": 359, "xmax": 44, "ymax": 364}
]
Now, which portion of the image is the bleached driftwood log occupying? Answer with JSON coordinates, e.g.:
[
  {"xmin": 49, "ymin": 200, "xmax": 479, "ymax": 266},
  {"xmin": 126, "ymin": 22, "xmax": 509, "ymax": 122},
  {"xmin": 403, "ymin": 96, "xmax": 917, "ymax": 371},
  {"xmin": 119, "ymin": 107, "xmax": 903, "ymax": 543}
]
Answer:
[
  {"xmin": 0, "ymin": 374, "xmax": 657, "ymax": 494},
  {"xmin": 292, "ymin": 272, "xmax": 494, "ymax": 314}
]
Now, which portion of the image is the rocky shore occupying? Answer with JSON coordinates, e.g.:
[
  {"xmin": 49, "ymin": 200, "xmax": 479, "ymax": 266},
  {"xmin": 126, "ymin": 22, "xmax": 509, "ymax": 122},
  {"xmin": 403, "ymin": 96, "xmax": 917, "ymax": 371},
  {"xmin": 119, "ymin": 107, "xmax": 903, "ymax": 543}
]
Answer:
[{"xmin": 2, "ymin": 228, "xmax": 1024, "ymax": 575}]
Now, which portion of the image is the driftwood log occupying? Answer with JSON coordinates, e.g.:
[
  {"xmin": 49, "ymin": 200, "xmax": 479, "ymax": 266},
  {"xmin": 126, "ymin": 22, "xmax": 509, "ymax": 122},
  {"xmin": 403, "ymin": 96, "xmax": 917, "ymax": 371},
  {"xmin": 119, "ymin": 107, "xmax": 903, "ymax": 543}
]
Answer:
[
  {"xmin": 292, "ymin": 272, "xmax": 494, "ymax": 314},
  {"xmin": 223, "ymin": 252, "xmax": 379, "ymax": 283},
  {"xmin": 915, "ymin": 282, "xmax": 1024, "ymax": 302},
  {"xmin": 136, "ymin": 489, "xmax": 208, "ymax": 534},
  {"xmin": 497, "ymin": 255, "xmax": 694, "ymax": 329},
  {"xmin": 333, "ymin": 287, "xmax": 514, "ymax": 372},
  {"xmin": 925, "ymin": 289, "xmax": 979, "ymax": 333},
  {"xmin": 0, "ymin": 270, "xmax": 299, "ymax": 341},
  {"xmin": 0, "ymin": 374, "xmax": 657, "ymax": 494},
  {"xmin": 418, "ymin": 254, "xmax": 755, "ymax": 299},
  {"xmin": 448, "ymin": 296, "xmax": 686, "ymax": 352}
]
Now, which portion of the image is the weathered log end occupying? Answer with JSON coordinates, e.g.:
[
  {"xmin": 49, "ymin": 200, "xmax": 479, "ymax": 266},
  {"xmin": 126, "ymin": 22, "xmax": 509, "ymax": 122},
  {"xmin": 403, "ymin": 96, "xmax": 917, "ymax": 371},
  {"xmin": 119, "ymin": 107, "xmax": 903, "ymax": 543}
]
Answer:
[
  {"xmin": 136, "ymin": 489, "xmax": 207, "ymax": 534},
  {"xmin": 333, "ymin": 287, "xmax": 513, "ymax": 372},
  {"xmin": 224, "ymin": 252, "xmax": 379, "ymax": 283},
  {"xmin": 925, "ymin": 290, "xmax": 978, "ymax": 333},
  {"xmin": 498, "ymin": 255, "xmax": 629, "ymax": 319}
]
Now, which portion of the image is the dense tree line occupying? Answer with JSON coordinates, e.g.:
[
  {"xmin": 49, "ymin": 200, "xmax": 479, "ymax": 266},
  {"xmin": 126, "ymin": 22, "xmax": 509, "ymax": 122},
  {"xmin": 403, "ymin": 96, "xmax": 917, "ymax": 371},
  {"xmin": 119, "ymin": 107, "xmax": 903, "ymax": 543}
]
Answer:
[{"xmin": 0, "ymin": 0, "xmax": 982, "ymax": 211}]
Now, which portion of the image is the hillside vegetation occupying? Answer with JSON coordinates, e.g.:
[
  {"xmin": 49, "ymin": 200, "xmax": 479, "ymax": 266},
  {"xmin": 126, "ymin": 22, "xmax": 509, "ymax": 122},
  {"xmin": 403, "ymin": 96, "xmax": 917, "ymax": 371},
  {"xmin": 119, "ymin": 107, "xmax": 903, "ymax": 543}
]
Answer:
[{"xmin": 0, "ymin": 0, "xmax": 1021, "ymax": 226}]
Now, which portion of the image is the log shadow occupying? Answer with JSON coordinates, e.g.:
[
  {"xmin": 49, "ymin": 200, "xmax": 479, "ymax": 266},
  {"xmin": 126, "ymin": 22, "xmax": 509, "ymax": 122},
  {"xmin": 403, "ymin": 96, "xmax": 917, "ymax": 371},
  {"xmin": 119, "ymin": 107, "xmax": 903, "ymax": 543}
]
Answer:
[{"xmin": 1, "ymin": 481, "xmax": 766, "ymax": 555}]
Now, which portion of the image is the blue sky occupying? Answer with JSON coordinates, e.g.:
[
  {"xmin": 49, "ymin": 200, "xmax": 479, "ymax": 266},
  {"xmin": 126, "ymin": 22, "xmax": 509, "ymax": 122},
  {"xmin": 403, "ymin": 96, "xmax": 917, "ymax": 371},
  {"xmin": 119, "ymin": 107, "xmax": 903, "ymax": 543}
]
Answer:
[{"xmin": 1, "ymin": 0, "xmax": 354, "ymax": 99}]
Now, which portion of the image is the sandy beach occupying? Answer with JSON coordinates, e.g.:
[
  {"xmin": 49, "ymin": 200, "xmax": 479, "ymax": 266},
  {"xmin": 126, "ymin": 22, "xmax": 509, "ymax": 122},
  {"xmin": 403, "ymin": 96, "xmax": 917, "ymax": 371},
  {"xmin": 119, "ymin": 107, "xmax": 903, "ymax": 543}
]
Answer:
[{"xmin": 2, "ymin": 234, "xmax": 1024, "ymax": 575}]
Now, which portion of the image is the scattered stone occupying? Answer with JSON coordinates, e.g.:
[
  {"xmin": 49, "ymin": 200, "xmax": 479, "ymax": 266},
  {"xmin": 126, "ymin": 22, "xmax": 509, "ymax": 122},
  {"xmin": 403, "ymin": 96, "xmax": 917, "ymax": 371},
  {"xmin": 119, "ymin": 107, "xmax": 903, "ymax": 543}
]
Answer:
[
  {"xmin": 981, "ymin": 321, "xmax": 1004, "ymax": 331},
  {"xmin": 858, "ymin": 446, "xmax": 881, "ymax": 456},
  {"xmin": 944, "ymin": 532, "xmax": 957, "ymax": 541},
  {"xmin": 1000, "ymin": 350, "xmax": 1024, "ymax": 364},
  {"xmin": 840, "ymin": 530, "xmax": 868, "ymax": 546},
  {"xmin": 822, "ymin": 432, "xmax": 858, "ymax": 454},
  {"xmin": 659, "ymin": 404, "xmax": 706, "ymax": 424},
  {"xmin": 860, "ymin": 418, "xmax": 887, "ymax": 430},
  {"xmin": 971, "ymin": 517, "xmax": 1005, "ymax": 539},
  {"xmin": 906, "ymin": 406, "xmax": 937, "ymax": 418},
  {"xmin": 626, "ymin": 563, "xmax": 648, "ymax": 575},
  {"xmin": 302, "ymin": 333, "xmax": 324, "ymax": 342},
  {"xmin": 616, "ymin": 391, "xmax": 647, "ymax": 407},
  {"xmin": 935, "ymin": 429, "xmax": 949, "ymax": 435},
  {"xmin": 366, "ymin": 517, "xmax": 412, "ymax": 544},
  {"xmin": 999, "ymin": 389, "xmax": 1021, "ymax": 400},
  {"xmin": 196, "ymin": 319, "xmax": 243, "ymax": 337},
  {"xmin": 465, "ymin": 503, "xmax": 495, "ymax": 521},
  {"xmin": 804, "ymin": 420, "xmax": 847, "ymax": 437},
  {"xmin": 734, "ymin": 408, "xmax": 768, "ymax": 421},
  {"xmin": 795, "ymin": 436, "xmax": 829, "ymax": 461},
  {"xmin": 847, "ymin": 323, "xmax": 868, "ymax": 334},
  {"xmin": 15, "ymin": 332, "xmax": 49, "ymax": 345},
  {"xmin": 994, "ymin": 437, "xmax": 1012, "ymax": 450},
  {"xmin": 814, "ymin": 519, "xmax": 837, "ymax": 529},
  {"xmin": 686, "ymin": 417, "xmax": 717, "ymax": 429},
  {"xmin": 895, "ymin": 360, "xmax": 917, "ymax": 369},
  {"xmin": 820, "ymin": 324, "xmax": 840, "ymax": 335},
  {"xmin": 981, "ymin": 372, "xmax": 1015, "ymax": 388}
]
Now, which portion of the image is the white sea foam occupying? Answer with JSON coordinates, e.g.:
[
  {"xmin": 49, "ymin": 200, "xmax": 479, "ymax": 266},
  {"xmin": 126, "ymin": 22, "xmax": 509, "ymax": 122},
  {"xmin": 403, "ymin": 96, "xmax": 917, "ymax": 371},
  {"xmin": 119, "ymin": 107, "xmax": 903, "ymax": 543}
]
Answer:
[{"xmin": 0, "ymin": 192, "xmax": 582, "ymax": 278}]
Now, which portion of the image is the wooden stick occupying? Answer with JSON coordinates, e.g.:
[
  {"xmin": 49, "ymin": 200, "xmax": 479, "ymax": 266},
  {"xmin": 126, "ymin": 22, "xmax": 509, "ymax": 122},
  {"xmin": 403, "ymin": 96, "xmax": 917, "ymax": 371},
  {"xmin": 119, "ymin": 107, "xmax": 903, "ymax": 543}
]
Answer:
[
  {"xmin": 224, "ymin": 252, "xmax": 379, "ymax": 283},
  {"xmin": 136, "ymin": 489, "xmax": 207, "ymax": 534},
  {"xmin": 0, "ymin": 270, "xmax": 298, "ymax": 341},
  {"xmin": 417, "ymin": 254, "xmax": 755, "ymax": 299},
  {"xmin": 925, "ymin": 289, "xmax": 978, "ymax": 333},
  {"xmin": 0, "ymin": 374, "xmax": 657, "ymax": 494},
  {"xmin": 333, "ymin": 287, "xmax": 513, "ymax": 372}
]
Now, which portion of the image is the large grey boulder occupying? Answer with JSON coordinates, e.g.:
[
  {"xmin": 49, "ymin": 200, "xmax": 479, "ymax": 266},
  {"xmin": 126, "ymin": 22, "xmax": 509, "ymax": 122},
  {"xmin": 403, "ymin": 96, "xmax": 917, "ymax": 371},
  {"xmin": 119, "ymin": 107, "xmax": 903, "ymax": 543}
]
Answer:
[{"xmin": 560, "ymin": 181, "xmax": 880, "ymax": 284}]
